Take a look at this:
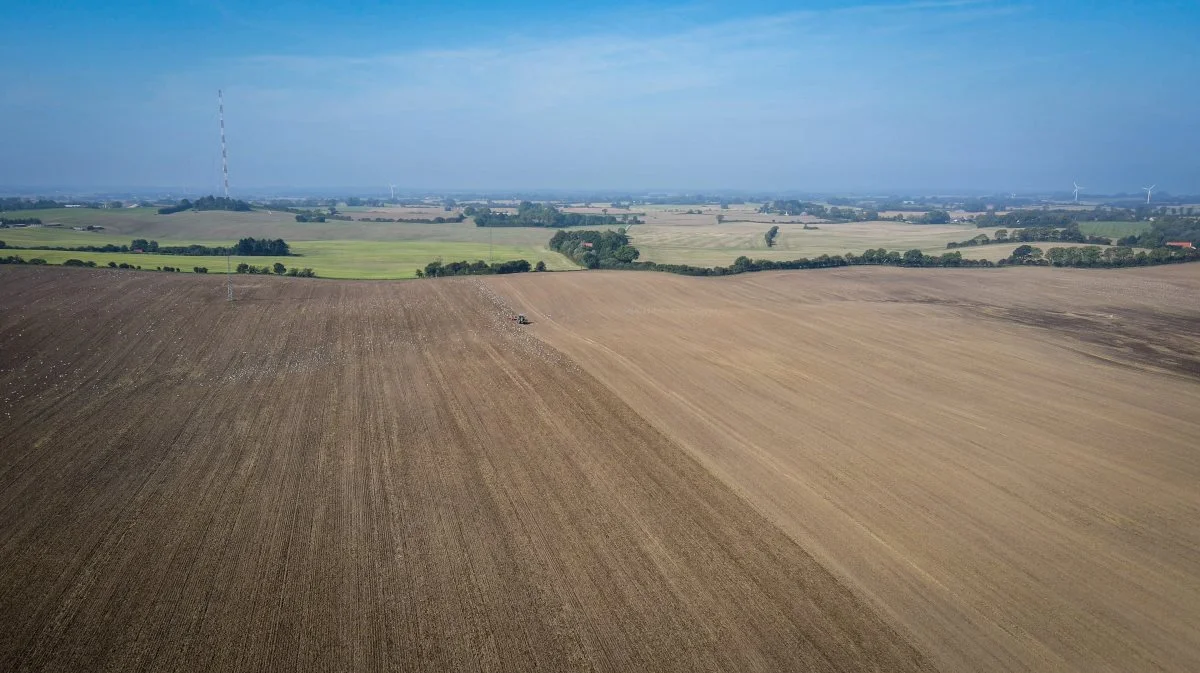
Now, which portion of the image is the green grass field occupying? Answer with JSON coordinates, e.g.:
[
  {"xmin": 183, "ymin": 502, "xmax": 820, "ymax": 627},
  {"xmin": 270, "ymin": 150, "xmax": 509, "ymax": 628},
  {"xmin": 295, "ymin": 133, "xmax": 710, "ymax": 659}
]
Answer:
[
  {"xmin": 1, "ymin": 208, "xmax": 577, "ymax": 278},
  {"xmin": 1077, "ymin": 221, "xmax": 1152, "ymax": 239},
  {"xmin": 7, "ymin": 241, "xmax": 576, "ymax": 279}
]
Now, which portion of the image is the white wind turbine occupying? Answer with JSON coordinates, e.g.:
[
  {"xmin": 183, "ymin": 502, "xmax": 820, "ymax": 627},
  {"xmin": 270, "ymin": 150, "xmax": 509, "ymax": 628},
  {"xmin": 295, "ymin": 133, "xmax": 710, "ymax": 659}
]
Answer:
[
  {"xmin": 1073, "ymin": 181, "xmax": 1083, "ymax": 203},
  {"xmin": 389, "ymin": 184, "xmax": 397, "ymax": 201},
  {"xmin": 1143, "ymin": 185, "xmax": 1155, "ymax": 204}
]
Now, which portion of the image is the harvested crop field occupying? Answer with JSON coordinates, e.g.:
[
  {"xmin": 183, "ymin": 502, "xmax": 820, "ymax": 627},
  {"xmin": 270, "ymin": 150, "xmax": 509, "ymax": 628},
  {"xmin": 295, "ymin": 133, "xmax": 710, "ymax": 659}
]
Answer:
[{"xmin": 3, "ymin": 264, "xmax": 1200, "ymax": 672}]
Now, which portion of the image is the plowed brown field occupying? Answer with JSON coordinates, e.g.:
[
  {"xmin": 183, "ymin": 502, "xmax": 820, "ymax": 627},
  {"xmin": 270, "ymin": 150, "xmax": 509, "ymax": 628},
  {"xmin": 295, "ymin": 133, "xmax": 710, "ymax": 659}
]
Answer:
[
  {"xmin": 0, "ymin": 267, "xmax": 928, "ymax": 672},
  {"xmin": 487, "ymin": 265, "xmax": 1200, "ymax": 673},
  {"xmin": 3, "ymin": 264, "xmax": 1199, "ymax": 672}
]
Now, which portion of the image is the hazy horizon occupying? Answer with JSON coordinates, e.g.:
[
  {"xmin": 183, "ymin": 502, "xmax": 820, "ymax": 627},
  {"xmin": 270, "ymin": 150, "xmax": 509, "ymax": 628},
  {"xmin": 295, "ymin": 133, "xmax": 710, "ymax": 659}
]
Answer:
[{"xmin": 4, "ymin": 0, "xmax": 1198, "ymax": 193}]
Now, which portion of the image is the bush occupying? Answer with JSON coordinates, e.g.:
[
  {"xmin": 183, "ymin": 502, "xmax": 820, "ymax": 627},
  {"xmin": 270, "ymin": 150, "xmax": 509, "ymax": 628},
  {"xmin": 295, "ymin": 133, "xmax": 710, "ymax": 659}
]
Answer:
[
  {"xmin": 193, "ymin": 266, "xmax": 208, "ymax": 273},
  {"xmin": 63, "ymin": 259, "xmax": 88, "ymax": 267}
]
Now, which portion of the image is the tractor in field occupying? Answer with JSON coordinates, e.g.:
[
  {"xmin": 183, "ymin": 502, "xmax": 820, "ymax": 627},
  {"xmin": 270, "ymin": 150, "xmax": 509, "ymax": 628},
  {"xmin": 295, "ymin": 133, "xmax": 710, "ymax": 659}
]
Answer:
[{"xmin": 514, "ymin": 314, "xmax": 531, "ymax": 325}]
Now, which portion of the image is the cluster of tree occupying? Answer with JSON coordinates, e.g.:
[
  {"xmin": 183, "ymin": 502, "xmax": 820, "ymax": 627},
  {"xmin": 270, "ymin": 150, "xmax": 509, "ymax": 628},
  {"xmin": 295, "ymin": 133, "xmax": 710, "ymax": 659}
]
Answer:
[
  {"xmin": 192, "ymin": 195, "xmax": 252, "ymax": 211},
  {"xmin": 294, "ymin": 212, "xmax": 327, "ymax": 222},
  {"xmin": 0, "ymin": 198, "xmax": 64, "ymax": 211},
  {"xmin": 946, "ymin": 225, "xmax": 1111, "ymax": 249},
  {"xmin": 946, "ymin": 234, "xmax": 992, "ymax": 248},
  {"xmin": 634, "ymin": 195, "xmax": 741, "ymax": 206},
  {"xmin": 974, "ymin": 210, "xmax": 1079, "ymax": 229},
  {"xmin": 606, "ymin": 248, "xmax": 994, "ymax": 277},
  {"xmin": 764, "ymin": 225, "xmax": 780, "ymax": 247},
  {"xmin": 344, "ymin": 197, "xmax": 383, "ymax": 207},
  {"xmin": 157, "ymin": 200, "xmax": 193, "ymax": 215},
  {"xmin": 826, "ymin": 206, "xmax": 880, "ymax": 222},
  {"xmin": 1, "ymin": 255, "xmax": 48, "ymax": 265},
  {"xmin": 234, "ymin": 237, "xmax": 290, "ymax": 256},
  {"xmin": 236, "ymin": 262, "xmax": 315, "ymax": 276},
  {"xmin": 545, "ymin": 228, "xmax": 1200, "ymax": 278},
  {"xmin": 1002, "ymin": 244, "xmax": 1200, "ymax": 268},
  {"xmin": 15, "ymin": 237, "xmax": 293, "ymax": 257},
  {"xmin": 417, "ymin": 259, "xmax": 534, "ymax": 277},
  {"xmin": 1116, "ymin": 217, "xmax": 1200, "ymax": 248},
  {"xmin": 357, "ymin": 214, "xmax": 466, "ymax": 224},
  {"xmin": 548, "ymin": 229, "xmax": 640, "ymax": 268},
  {"xmin": 917, "ymin": 210, "xmax": 952, "ymax": 224},
  {"xmin": 960, "ymin": 200, "xmax": 993, "ymax": 213},
  {"xmin": 1010, "ymin": 224, "xmax": 1108, "ymax": 244},
  {"xmin": 0, "ymin": 255, "xmax": 229, "ymax": 272},
  {"xmin": 17, "ymin": 242, "xmax": 131, "ymax": 253},
  {"xmin": 0, "ymin": 217, "xmax": 42, "ymax": 226},
  {"xmin": 759, "ymin": 200, "xmax": 821, "ymax": 216},
  {"xmin": 157, "ymin": 195, "xmax": 252, "ymax": 215},
  {"xmin": 758, "ymin": 201, "xmax": 878, "ymax": 222},
  {"xmin": 471, "ymin": 202, "xmax": 640, "ymax": 228}
]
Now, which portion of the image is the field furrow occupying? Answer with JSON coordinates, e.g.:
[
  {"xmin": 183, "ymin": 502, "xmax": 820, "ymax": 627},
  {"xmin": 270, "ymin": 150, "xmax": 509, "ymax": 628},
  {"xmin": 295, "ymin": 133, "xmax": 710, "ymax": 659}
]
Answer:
[{"xmin": 0, "ymin": 266, "xmax": 930, "ymax": 672}]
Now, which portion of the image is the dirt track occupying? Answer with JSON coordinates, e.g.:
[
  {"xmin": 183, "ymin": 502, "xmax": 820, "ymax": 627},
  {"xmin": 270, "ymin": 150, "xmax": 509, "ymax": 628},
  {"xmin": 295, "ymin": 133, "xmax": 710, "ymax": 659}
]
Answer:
[
  {"xmin": 487, "ymin": 265, "xmax": 1200, "ymax": 673},
  {"xmin": 0, "ymin": 267, "xmax": 931, "ymax": 672}
]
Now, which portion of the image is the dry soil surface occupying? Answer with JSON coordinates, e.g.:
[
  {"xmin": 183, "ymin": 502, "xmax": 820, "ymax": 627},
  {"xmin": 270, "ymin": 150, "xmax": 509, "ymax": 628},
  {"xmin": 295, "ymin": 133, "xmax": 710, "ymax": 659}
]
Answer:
[
  {"xmin": 486, "ymin": 265, "xmax": 1200, "ymax": 673},
  {"xmin": 0, "ymin": 267, "xmax": 931, "ymax": 672}
]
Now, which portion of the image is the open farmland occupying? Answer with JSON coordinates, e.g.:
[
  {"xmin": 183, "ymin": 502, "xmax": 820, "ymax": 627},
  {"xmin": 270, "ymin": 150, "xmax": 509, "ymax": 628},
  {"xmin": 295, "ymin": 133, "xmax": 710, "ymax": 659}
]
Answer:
[
  {"xmin": 486, "ymin": 265, "xmax": 1200, "ymax": 673},
  {"xmin": 1, "ymin": 208, "xmax": 578, "ymax": 277},
  {"xmin": 626, "ymin": 218, "xmax": 986, "ymax": 265},
  {"xmin": 3, "ymin": 264, "xmax": 1199, "ymax": 672},
  {"xmin": 0, "ymin": 266, "xmax": 930, "ymax": 672},
  {"xmin": 7, "ymin": 240, "xmax": 575, "ymax": 278}
]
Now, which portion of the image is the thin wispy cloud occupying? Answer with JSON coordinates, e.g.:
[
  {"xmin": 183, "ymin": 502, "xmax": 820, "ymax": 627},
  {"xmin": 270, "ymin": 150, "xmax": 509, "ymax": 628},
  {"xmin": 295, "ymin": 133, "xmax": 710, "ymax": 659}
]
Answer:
[{"xmin": 2, "ymin": 0, "xmax": 1196, "ymax": 190}]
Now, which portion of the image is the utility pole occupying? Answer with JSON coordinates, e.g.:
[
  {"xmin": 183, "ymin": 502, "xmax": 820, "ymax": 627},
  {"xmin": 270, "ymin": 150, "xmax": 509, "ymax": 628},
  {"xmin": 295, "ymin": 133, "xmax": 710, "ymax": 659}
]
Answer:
[{"xmin": 226, "ymin": 254, "xmax": 234, "ymax": 302}]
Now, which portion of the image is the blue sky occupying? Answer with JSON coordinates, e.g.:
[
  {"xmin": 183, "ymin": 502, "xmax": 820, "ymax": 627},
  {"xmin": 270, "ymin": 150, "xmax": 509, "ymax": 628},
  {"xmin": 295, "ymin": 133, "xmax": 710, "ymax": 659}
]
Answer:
[{"xmin": 2, "ymin": 0, "xmax": 1198, "ymax": 193}]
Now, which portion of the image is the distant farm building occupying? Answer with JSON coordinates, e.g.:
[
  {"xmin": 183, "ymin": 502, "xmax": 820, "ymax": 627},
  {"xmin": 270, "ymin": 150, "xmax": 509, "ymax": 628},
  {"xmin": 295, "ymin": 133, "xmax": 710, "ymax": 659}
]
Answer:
[{"xmin": 1165, "ymin": 241, "xmax": 1195, "ymax": 249}]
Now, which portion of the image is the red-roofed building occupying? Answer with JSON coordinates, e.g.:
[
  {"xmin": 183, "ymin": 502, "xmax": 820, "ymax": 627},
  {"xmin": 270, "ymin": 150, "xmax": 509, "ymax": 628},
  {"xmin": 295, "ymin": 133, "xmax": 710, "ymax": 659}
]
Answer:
[{"xmin": 1165, "ymin": 241, "xmax": 1195, "ymax": 249}]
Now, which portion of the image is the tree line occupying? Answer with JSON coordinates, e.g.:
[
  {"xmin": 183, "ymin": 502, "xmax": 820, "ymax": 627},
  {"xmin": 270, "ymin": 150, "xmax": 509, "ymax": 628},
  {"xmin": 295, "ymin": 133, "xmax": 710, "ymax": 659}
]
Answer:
[
  {"xmin": 758, "ymin": 200, "xmax": 882, "ymax": 222},
  {"xmin": 948, "ymin": 224, "xmax": 1111, "ymax": 248},
  {"xmin": 236, "ymin": 262, "xmax": 315, "ymax": 276},
  {"xmin": 1002, "ymin": 243, "xmax": 1199, "ymax": 267},
  {"xmin": 0, "ymin": 217, "xmax": 42, "ymax": 226},
  {"xmin": 545, "ymin": 229, "xmax": 1200, "ymax": 278},
  {"xmin": 2, "ymin": 237, "xmax": 293, "ymax": 257},
  {"xmin": 157, "ymin": 195, "xmax": 253, "ymax": 215},
  {"xmin": 417, "ymin": 259, "xmax": 536, "ymax": 277},
  {"xmin": 357, "ymin": 214, "xmax": 466, "ymax": 224},
  {"xmin": 470, "ymin": 202, "xmax": 641, "ymax": 228}
]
